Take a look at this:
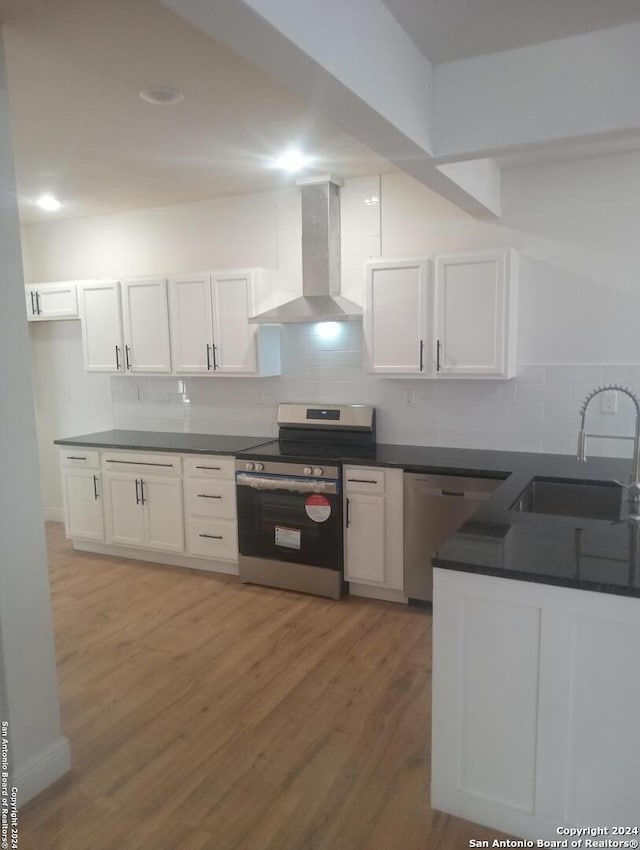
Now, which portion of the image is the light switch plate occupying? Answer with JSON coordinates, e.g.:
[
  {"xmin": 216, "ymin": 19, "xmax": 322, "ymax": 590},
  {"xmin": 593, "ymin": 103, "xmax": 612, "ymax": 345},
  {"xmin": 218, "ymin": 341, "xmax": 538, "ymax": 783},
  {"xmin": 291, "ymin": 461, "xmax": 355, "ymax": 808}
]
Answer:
[{"xmin": 403, "ymin": 388, "xmax": 416, "ymax": 408}]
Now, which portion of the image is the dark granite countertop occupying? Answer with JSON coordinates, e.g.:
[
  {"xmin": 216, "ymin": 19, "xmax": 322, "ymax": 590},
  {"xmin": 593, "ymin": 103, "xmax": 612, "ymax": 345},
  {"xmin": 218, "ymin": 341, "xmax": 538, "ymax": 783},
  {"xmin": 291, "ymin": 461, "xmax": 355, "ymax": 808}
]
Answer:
[
  {"xmin": 54, "ymin": 430, "xmax": 640, "ymax": 598},
  {"xmin": 54, "ymin": 430, "xmax": 275, "ymax": 456},
  {"xmin": 353, "ymin": 444, "xmax": 639, "ymax": 600}
]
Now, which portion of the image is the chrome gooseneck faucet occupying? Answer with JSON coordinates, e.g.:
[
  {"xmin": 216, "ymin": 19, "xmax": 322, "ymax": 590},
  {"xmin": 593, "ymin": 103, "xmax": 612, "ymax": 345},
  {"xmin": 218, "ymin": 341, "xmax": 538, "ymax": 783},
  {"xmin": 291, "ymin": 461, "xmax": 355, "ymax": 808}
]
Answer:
[{"xmin": 577, "ymin": 384, "xmax": 640, "ymax": 504}]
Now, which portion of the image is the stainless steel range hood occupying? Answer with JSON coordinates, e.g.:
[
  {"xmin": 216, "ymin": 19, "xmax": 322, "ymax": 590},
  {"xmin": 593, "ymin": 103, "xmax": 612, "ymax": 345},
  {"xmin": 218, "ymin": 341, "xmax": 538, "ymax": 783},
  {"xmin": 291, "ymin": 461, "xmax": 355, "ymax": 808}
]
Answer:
[{"xmin": 249, "ymin": 177, "xmax": 362, "ymax": 324}]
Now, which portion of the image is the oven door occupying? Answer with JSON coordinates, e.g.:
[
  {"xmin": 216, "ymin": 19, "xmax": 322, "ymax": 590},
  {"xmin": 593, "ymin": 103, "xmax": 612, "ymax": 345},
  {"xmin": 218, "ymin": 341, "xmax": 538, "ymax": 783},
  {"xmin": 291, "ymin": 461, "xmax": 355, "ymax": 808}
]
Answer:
[{"xmin": 236, "ymin": 473, "xmax": 342, "ymax": 570}]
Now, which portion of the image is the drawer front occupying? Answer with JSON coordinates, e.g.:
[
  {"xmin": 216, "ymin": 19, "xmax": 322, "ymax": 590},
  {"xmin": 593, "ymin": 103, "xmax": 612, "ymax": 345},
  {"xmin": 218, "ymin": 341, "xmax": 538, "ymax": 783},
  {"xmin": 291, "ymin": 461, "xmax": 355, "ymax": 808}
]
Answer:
[
  {"xmin": 184, "ymin": 455, "xmax": 235, "ymax": 480},
  {"xmin": 60, "ymin": 448, "xmax": 100, "ymax": 470},
  {"xmin": 187, "ymin": 518, "xmax": 238, "ymax": 561},
  {"xmin": 343, "ymin": 466, "xmax": 385, "ymax": 495},
  {"xmin": 102, "ymin": 451, "xmax": 181, "ymax": 475},
  {"xmin": 184, "ymin": 478, "xmax": 236, "ymax": 520}
]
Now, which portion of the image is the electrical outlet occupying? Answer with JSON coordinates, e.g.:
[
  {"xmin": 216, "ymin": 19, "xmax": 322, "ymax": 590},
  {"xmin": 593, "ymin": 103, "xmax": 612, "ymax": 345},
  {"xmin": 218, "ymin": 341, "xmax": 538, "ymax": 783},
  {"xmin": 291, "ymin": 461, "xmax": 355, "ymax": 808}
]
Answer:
[
  {"xmin": 600, "ymin": 390, "xmax": 617, "ymax": 414},
  {"xmin": 403, "ymin": 388, "xmax": 416, "ymax": 408},
  {"xmin": 256, "ymin": 388, "xmax": 266, "ymax": 405}
]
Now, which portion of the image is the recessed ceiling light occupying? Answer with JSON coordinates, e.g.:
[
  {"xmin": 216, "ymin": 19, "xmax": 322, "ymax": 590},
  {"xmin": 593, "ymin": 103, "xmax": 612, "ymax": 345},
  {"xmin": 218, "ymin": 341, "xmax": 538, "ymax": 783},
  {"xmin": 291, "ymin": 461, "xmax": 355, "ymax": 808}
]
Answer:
[
  {"xmin": 139, "ymin": 86, "xmax": 184, "ymax": 106},
  {"xmin": 36, "ymin": 194, "xmax": 61, "ymax": 212},
  {"xmin": 274, "ymin": 149, "xmax": 312, "ymax": 173}
]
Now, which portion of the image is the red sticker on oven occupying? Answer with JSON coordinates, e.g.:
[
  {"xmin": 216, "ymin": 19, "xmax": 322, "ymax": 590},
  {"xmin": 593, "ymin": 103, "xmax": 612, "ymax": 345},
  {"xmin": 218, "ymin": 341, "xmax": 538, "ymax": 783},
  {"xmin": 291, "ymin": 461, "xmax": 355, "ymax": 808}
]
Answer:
[{"xmin": 305, "ymin": 494, "xmax": 331, "ymax": 523}]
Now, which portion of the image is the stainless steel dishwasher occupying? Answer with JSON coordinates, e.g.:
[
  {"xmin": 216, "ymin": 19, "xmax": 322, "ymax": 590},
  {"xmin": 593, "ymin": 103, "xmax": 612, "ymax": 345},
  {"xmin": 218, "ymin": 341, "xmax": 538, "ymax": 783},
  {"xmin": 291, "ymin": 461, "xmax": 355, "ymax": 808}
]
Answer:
[{"xmin": 403, "ymin": 473, "xmax": 501, "ymax": 602}]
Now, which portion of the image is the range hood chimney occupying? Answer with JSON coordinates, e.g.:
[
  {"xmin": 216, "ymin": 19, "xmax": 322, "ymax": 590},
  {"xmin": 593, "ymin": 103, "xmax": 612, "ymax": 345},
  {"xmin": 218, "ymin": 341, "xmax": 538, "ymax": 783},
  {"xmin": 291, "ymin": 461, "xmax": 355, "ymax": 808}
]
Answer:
[{"xmin": 250, "ymin": 176, "xmax": 362, "ymax": 324}]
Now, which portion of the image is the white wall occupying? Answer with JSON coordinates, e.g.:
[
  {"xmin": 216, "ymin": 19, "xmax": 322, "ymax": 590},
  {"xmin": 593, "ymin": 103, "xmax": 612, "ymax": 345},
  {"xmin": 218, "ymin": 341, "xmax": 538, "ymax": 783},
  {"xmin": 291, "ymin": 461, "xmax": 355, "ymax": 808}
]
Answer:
[
  {"xmin": 0, "ymin": 30, "xmax": 69, "ymax": 803},
  {"xmin": 21, "ymin": 155, "xmax": 640, "ymax": 512}
]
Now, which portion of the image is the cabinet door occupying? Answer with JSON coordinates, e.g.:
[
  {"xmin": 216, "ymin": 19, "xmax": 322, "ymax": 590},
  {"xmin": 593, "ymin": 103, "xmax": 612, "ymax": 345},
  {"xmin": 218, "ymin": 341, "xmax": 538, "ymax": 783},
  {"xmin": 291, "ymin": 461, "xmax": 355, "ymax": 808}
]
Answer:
[
  {"xmin": 364, "ymin": 259, "xmax": 430, "ymax": 374},
  {"xmin": 344, "ymin": 493, "xmax": 386, "ymax": 584},
  {"xmin": 121, "ymin": 277, "xmax": 171, "ymax": 373},
  {"xmin": 432, "ymin": 570, "xmax": 542, "ymax": 821},
  {"xmin": 79, "ymin": 281, "xmax": 123, "ymax": 372},
  {"xmin": 435, "ymin": 251, "xmax": 510, "ymax": 377},
  {"xmin": 26, "ymin": 282, "xmax": 78, "ymax": 321},
  {"xmin": 141, "ymin": 476, "xmax": 184, "ymax": 553},
  {"xmin": 61, "ymin": 469, "xmax": 104, "ymax": 540},
  {"xmin": 210, "ymin": 271, "xmax": 258, "ymax": 374},
  {"xmin": 168, "ymin": 274, "xmax": 214, "ymax": 374},
  {"xmin": 103, "ymin": 474, "xmax": 145, "ymax": 546}
]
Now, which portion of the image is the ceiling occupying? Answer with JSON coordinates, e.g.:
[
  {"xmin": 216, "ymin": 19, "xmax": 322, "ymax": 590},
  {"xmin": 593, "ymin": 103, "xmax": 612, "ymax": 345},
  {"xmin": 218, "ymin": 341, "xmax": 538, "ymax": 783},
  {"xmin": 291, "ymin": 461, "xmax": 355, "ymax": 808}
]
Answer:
[
  {"xmin": 2, "ymin": 0, "xmax": 640, "ymax": 223},
  {"xmin": 384, "ymin": 0, "xmax": 640, "ymax": 64},
  {"xmin": 0, "ymin": 0, "xmax": 394, "ymax": 222}
]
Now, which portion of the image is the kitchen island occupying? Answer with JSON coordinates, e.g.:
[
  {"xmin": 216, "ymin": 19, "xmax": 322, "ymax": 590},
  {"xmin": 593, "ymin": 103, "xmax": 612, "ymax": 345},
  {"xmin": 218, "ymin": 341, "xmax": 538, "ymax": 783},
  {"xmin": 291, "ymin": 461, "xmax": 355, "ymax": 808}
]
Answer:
[{"xmin": 396, "ymin": 449, "xmax": 640, "ymax": 840}]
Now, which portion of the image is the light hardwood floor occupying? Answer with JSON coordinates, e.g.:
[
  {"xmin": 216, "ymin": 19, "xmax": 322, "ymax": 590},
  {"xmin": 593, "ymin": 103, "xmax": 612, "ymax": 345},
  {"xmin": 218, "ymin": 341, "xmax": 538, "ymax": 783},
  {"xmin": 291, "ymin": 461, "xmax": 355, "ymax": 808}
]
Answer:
[{"xmin": 20, "ymin": 523, "xmax": 509, "ymax": 850}]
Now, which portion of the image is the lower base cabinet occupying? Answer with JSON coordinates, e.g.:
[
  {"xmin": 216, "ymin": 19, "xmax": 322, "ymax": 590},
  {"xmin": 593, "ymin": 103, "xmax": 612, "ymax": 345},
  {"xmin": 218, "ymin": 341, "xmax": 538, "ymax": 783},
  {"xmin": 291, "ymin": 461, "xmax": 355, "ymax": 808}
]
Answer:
[
  {"xmin": 60, "ymin": 447, "xmax": 238, "ymax": 569},
  {"xmin": 103, "ymin": 473, "xmax": 184, "ymax": 553},
  {"xmin": 343, "ymin": 466, "xmax": 404, "ymax": 594},
  {"xmin": 61, "ymin": 468, "xmax": 104, "ymax": 541},
  {"xmin": 432, "ymin": 567, "xmax": 640, "ymax": 839}
]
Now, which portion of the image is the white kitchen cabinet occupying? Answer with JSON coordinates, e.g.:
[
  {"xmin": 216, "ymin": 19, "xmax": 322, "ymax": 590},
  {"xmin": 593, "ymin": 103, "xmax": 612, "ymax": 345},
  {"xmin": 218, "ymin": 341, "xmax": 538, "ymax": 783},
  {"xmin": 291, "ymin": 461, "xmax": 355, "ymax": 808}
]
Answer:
[
  {"xmin": 364, "ymin": 259, "xmax": 431, "ymax": 374},
  {"xmin": 103, "ymin": 472, "xmax": 146, "ymax": 547},
  {"xmin": 343, "ymin": 466, "xmax": 404, "ymax": 597},
  {"xmin": 344, "ymin": 493, "xmax": 386, "ymax": 583},
  {"xmin": 364, "ymin": 250, "xmax": 518, "ymax": 379},
  {"xmin": 102, "ymin": 452, "xmax": 184, "ymax": 553},
  {"xmin": 120, "ymin": 277, "xmax": 172, "ymax": 373},
  {"xmin": 434, "ymin": 249, "xmax": 518, "ymax": 378},
  {"xmin": 80, "ymin": 278, "xmax": 172, "ymax": 374},
  {"xmin": 168, "ymin": 269, "xmax": 281, "ymax": 377},
  {"xmin": 25, "ymin": 281, "xmax": 79, "ymax": 321},
  {"xmin": 432, "ymin": 567, "xmax": 640, "ymax": 840},
  {"xmin": 59, "ymin": 450, "xmax": 103, "ymax": 541},
  {"xmin": 184, "ymin": 454, "xmax": 238, "ymax": 562},
  {"xmin": 78, "ymin": 280, "xmax": 124, "ymax": 372}
]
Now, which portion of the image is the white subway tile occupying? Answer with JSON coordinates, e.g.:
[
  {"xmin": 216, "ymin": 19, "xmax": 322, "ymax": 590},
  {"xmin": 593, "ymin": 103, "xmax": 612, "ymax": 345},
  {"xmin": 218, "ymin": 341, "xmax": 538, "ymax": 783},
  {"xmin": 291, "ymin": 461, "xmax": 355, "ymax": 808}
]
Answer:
[
  {"xmin": 517, "ymin": 383, "xmax": 571, "ymax": 402},
  {"xmin": 544, "ymin": 365, "xmax": 603, "ymax": 385},
  {"xmin": 516, "ymin": 366, "xmax": 545, "ymax": 384},
  {"xmin": 543, "ymin": 400, "xmax": 581, "ymax": 419}
]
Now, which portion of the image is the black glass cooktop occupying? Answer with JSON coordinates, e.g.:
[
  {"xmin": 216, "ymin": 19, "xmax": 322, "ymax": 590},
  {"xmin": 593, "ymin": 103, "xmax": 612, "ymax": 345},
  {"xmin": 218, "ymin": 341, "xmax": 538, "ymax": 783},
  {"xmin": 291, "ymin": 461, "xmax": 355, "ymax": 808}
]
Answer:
[{"xmin": 237, "ymin": 440, "xmax": 379, "ymax": 466}]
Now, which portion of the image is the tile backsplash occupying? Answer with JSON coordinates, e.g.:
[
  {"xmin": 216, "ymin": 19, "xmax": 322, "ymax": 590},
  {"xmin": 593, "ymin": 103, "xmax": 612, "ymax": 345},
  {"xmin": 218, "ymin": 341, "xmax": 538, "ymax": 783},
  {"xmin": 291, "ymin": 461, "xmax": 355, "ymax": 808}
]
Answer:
[{"xmin": 111, "ymin": 322, "xmax": 640, "ymax": 458}]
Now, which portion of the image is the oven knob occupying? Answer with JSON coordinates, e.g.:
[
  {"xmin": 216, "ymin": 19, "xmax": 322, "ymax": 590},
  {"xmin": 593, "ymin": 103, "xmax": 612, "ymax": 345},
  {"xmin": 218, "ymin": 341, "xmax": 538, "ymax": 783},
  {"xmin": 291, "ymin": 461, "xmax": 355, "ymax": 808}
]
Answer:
[
  {"xmin": 244, "ymin": 462, "xmax": 255, "ymax": 471},
  {"xmin": 303, "ymin": 466, "xmax": 313, "ymax": 476},
  {"xmin": 313, "ymin": 467, "xmax": 324, "ymax": 477},
  {"xmin": 254, "ymin": 462, "xmax": 264, "ymax": 472}
]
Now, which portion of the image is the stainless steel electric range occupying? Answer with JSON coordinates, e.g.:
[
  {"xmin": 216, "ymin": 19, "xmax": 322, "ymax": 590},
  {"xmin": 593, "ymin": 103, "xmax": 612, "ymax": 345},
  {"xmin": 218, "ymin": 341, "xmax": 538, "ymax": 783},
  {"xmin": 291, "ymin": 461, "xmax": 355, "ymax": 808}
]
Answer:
[{"xmin": 235, "ymin": 403, "xmax": 376, "ymax": 599}]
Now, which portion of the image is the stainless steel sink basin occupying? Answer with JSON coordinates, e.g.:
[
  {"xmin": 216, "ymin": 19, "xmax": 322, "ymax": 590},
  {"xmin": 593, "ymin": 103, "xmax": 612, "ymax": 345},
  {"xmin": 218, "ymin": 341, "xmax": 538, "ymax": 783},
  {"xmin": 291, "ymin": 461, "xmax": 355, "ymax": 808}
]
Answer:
[{"xmin": 511, "ymin": 476, "xmax": 623, "ymax": 521}]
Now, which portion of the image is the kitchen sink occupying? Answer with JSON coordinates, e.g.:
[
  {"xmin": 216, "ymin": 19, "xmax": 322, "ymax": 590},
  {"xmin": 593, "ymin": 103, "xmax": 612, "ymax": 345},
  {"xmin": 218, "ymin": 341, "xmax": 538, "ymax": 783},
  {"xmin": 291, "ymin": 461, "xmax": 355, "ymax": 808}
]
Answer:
[{"xmin": 510, "ymin": 476, "xmax": 623, "ymax": 521}]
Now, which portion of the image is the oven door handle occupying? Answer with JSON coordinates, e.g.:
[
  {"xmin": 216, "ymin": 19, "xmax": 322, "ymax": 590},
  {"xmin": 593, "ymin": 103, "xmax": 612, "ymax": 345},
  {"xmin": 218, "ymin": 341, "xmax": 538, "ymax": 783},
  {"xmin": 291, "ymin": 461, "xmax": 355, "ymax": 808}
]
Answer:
[{"xmin": 236, "ymin": 473, "xmax": 338, "ymax": 495}]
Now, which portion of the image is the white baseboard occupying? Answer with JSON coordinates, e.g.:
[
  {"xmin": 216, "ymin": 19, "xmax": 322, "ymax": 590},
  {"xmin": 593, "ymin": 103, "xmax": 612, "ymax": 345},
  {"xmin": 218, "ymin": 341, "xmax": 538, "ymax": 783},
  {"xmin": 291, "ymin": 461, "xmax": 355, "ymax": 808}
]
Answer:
[
  {"xmin": 43, "ymin": 507, "xmax": 64, "ymax": 523},
  {"xmin": 13, "ymin": 736, "xmax": 70, "ymax": 806},
  {"xmin": 73, "ymin": 540, "xmax": 239, "ymax": 576},
  {"xmin": 348, "ymin": 582, "xmax": 408, "ymax": 604}
]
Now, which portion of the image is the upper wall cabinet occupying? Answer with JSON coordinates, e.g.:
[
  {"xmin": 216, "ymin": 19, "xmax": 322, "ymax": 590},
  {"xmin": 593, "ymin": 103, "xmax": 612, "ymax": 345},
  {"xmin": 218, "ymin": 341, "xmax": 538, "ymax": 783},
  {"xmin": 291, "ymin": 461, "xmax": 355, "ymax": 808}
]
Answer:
[
  {"xmin": 79, "ymin": 277, "xmax": 172, "ymax": 374},
  {"xmin": 435, "ymin": 249, "xmax": 518, "ymax": 379},
  {"xmin": 25, "ymin": 281, "xmax": 79, "ymax": 321},
  {"xmin": 364, "ymin": 258, "xmax": 432, "ymax": 374},
  {"xmin": 169, "ymin": 268, "xmax": 281, "ymax": 377},
  {"xmin": 364, "ymin": 249, "xmax": 518, "ymax": 379}
]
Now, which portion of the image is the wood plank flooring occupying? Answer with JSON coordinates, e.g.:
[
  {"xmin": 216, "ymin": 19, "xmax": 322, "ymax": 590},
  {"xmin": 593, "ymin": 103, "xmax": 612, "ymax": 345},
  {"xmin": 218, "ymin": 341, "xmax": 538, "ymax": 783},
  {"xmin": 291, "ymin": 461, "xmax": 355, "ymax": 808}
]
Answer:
[{"xmin": 19, "ymin": 523, "xmax": 510, "ymax": 850}]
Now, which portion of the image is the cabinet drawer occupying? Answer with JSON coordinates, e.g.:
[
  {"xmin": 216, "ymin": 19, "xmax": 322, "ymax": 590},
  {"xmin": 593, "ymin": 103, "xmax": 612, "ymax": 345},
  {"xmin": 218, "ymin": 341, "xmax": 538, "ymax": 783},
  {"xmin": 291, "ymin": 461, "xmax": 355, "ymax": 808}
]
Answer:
[
  {"xmin": 184, "ymin": 479, "xmax": 236, "ymax": 519},
  {"xmin": 60, "ymin": 448, "xmax": 100, "ymax": 470},
  {"xmin": 184, "ymin": 455, "xmax": 235, "ymax": 480},
  {"xmin": 102, "ymin": 451, "xmax": 181, "ymax": 475},
  {"xmin": 187, "ymin": 518, "xmax": 238, "ymax": 561},
  {"xmin": 343, "ymin": 466, "xmax": 385, "ymax": 494}
]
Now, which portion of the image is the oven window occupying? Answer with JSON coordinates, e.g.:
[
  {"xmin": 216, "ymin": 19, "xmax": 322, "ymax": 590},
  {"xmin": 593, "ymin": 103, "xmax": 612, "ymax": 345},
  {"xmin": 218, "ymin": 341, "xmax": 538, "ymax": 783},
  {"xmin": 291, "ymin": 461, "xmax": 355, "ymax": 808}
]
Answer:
[{"xmin": 237, "ymin": 486, "xmax": 343, "ymax": 570}]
